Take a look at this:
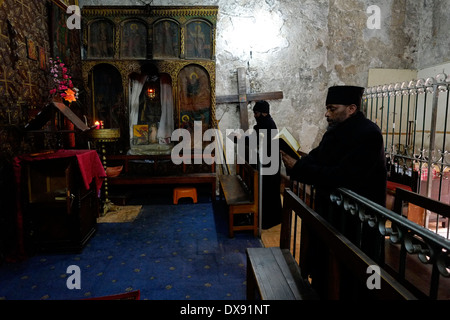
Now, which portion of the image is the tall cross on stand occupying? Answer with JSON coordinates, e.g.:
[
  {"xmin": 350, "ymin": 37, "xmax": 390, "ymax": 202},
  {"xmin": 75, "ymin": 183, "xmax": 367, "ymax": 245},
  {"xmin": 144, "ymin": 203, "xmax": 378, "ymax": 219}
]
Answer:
[
  {"xmin": 216, "ymin": 67, "xmax": 283, "ymax": 131},
  {"xmin": 216, "ymin": 67, "xmax": 283, "ymax": 175}
]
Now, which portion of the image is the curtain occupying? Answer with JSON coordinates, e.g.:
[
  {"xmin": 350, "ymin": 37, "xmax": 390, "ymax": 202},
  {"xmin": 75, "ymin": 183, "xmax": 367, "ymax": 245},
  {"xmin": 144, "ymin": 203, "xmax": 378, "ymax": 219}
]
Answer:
[
  {"xmin": 128, "ymin": 76, "xmax": 146, "ymax": 145},
  {"xmin": 157, "ymin": 74, "xmax": 174, "ymax": 144}
]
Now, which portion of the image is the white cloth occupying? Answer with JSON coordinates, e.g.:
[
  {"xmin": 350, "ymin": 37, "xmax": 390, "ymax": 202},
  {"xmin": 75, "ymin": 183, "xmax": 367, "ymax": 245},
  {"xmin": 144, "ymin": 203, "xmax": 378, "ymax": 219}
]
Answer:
[
  {"xmin": 157, "ymin": 75, "xmax": 174, "ymax": 144},
  {"xmin": 128, "ymin": 77, "xmax": 146, "ymax": 145}
]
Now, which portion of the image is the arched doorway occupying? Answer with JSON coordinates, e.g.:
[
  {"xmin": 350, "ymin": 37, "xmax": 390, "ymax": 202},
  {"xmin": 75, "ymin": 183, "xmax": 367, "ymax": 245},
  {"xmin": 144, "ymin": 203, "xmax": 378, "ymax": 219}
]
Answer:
[{"xmin": 90, "ymin": 63, "xmax": 127, "ymax": 149}]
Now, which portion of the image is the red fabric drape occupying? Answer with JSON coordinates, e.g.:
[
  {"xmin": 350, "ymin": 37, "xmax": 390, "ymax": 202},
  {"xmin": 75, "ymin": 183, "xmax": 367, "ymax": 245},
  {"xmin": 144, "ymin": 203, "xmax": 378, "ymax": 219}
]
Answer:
[{"xmin": 11, "ymin": 150, "xmax": 105, "ymax": 260}]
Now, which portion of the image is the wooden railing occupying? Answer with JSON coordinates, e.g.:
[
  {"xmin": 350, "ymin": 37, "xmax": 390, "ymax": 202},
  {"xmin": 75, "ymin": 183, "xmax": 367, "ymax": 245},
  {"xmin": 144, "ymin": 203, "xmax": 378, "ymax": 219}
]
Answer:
[
  {"xmin": 393, "ymin": 187, "xmax": 450, "ymax": 239},
  {"xmin": 281, "ymin": 188, "xmax": 416, "ymax": 300},
  {"xmin": 288, "ymin": 181, "xmax": 450, "ymax": 300}
]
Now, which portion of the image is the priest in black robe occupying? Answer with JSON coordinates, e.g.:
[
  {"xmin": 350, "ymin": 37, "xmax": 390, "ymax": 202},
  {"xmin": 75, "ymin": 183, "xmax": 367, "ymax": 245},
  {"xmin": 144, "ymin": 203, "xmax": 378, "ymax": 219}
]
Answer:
[
  {"xmin": 252, "ymin": 101, "xmax": 283, "ymax": 230},
  {"xmin": 230, "ymin": 101, "xmax": 282, "ymax": 230},
  {"xmin": 281, "ymin": 86, "xmax": 387, "ymax": 296},
  {"xmin": 282, "ymin": 86, "xmax": 387, "ymax": 212}
]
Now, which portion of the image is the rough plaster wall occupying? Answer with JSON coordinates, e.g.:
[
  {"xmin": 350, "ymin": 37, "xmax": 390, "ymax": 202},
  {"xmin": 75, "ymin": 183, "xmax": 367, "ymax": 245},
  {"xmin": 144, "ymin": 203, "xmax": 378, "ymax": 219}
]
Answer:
[
  {"xmin": 416, "ymin": 0, "xmax": 450, "ymax": 70},
  {"xmin": 79, "ymin": 0, "xmax": 428, "ymax": 152},
  {"xmin": 216, "ymin": 0, "xmax": 330, "ymax": 150}
]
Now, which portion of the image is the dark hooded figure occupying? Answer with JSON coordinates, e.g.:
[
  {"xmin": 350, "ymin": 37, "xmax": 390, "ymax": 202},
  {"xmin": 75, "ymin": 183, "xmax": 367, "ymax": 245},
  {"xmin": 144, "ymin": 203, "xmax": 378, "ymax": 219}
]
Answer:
[{"xmin": 252, "ymin": 101, "xmax": 283, "ymax": 230}]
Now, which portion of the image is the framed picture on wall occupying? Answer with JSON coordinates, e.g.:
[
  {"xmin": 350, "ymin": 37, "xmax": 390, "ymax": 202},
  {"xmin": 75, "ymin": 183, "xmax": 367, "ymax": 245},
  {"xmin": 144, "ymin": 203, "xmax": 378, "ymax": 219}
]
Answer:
[
  {"xmin": 39, "ymin": 47, "xmax": 47, "ymax": 70},
  {"xmin": 26, "ymin": 38, "xmax": 38, "ymax": 60}
]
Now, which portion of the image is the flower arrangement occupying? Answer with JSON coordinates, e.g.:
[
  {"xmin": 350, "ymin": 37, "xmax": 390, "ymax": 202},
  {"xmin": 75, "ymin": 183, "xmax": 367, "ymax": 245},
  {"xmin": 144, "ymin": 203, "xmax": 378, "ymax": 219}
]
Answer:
[{"xmin": 48, "ymin": 56, "xmax": 79, "ymax": 103}]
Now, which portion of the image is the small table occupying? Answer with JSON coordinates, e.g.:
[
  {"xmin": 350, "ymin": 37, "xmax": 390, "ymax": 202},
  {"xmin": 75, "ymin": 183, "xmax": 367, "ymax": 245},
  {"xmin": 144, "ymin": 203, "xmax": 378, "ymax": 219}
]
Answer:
[{"xmin": 13, "ymin": 150, "xmax": 106, "ymax": 255}]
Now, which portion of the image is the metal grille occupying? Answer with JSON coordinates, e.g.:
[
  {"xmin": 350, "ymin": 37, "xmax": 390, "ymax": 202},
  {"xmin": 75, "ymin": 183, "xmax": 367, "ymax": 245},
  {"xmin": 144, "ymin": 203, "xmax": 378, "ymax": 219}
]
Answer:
[{"xmin": 363, "ymin": 75, "xmax": 450, "ymax": 238}]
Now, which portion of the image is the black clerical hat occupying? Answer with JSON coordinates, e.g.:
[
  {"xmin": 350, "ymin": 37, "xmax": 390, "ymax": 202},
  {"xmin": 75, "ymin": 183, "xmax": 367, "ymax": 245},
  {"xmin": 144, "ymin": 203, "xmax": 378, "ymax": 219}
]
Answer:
[
  {"xmin": 326, "ymin": 86, "xmax": 365, "ymax": 108},
  {"xmin": 253, "ymin": 101, "xmax": 270, "ymax": 113}
]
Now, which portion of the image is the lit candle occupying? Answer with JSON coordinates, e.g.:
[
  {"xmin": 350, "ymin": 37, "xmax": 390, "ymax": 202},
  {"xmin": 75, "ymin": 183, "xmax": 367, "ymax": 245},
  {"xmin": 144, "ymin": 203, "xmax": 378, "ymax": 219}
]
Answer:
[
  {"xmin": 147, "ymin": 87, "xmax": 156, "ymax": 99},
  {"xmin": 94, "ymin": 121, "xmax": 100, "ymax": 129}
]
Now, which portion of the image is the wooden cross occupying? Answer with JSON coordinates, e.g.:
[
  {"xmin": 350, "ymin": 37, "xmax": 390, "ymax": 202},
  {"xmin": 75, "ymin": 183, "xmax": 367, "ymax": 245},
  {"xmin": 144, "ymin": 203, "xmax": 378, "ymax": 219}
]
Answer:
[
  {"xmin": 216, "ymin": 67, "xmax": 283, "ymax": 131},
  {"xmin": 0, "ymin": 68, "xmax": 14, "ymax": 97},
  {"xmin": 23, "ymin": 71, "xmax": 37, "ymax": 99}
]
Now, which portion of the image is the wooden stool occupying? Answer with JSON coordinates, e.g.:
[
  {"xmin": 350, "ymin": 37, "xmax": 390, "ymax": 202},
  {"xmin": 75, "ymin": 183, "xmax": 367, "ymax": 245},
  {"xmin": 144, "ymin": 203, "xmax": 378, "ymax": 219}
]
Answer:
[{"xmin": 173, "ymin": 187, "xmax": 198, "ymax": 204}]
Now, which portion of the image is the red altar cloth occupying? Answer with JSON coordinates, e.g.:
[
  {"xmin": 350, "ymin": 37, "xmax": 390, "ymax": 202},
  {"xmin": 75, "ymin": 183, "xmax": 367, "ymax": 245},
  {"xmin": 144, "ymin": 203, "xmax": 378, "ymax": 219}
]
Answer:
[
  {"xmin": 11, "ymin": 150, "xmax": 106, "ymax": 260},
  {"xmin": 14, "ymin": 149, "xmax": 106, "ymax": 193}
]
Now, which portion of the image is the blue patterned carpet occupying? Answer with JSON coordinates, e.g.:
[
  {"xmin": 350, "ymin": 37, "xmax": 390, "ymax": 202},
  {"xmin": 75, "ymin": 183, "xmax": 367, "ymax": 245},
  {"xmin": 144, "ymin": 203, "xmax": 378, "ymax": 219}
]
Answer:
[{"xmin": 0, "ymin": 188, "xmax": 262, "ymax": 300}]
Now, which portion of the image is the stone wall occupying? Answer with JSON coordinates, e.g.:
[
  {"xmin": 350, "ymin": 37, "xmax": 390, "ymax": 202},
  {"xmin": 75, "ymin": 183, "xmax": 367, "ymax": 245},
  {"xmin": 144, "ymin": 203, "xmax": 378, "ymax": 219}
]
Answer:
[
  {"xmin": 415, "ymin": 0, "xmax": 450, "ymax": 70},
  {"xmin": 0, "ymin": 0, "xmax": 82, "ymax": 160},
  {"xmin": 79, "ymin": 0, "xmax": 447, "ymax": 152}
]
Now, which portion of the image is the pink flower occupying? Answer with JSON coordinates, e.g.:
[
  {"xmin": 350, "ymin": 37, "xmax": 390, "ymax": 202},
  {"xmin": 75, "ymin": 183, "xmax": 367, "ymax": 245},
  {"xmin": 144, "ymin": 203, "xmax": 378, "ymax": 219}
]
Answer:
[{"xmin": 48, "ymin": 56, "xmax": 78, "ymax": 103}]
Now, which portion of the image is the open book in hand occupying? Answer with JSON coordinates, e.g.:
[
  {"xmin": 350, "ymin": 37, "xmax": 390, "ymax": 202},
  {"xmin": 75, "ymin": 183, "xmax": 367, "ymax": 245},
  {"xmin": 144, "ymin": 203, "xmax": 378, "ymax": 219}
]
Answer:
[{"xmin": 273, "ymin": 127, "xmax": 301, "ymax": 160}]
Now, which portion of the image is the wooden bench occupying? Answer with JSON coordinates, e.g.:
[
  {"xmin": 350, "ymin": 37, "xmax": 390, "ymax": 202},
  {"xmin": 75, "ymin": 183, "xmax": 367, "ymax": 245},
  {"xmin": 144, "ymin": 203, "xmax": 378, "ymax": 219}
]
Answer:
[
  {"xmin": 246, "ymin": 187, "xmax": 317, "ymax": 300},
  {"xmin": 219, "ymin": 161, "xmax": 258, "ymax": 238},
  {"xmin": 105, "ymin": 154, "xmax": 217, "ymax": 201},
  {"xmin": 246, "ymin": 247, "xmax": 317, "ymax": 300},
  {"xmin": 246, "ymin": 188, "xmax": 416, "ymax": 300}
]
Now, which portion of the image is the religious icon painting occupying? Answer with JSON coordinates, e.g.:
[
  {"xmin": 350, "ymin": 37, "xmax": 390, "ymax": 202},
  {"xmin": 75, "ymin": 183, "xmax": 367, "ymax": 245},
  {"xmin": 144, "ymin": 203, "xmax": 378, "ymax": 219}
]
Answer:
[
  {"xmin": 38, "ymin": 47, "xmax": 47, "ymax": 70},
  {"xmin": 178, "ymin": 64, "xmax": 211, "ymax": 130},
  {"xmin": 120, "ymin": 20, "xmax": 147, "ymax": 59},
  {"xmin": 153, "ymin": 19, "xmax": 180, "ymax": 59},
  {"xmin": 185, "ymin": 21, "xmax": 212, "ymax": 59},
  {"xmin": 26, "ymin": 38, "xmax": 38, "ymax": 60},
  {"xmin": 133, "ymin": 124, "xmax": 149, "ymax": 145},
  {"xmin": 88, "ymin": 20, "xmax": 115, "ymax": 58}
]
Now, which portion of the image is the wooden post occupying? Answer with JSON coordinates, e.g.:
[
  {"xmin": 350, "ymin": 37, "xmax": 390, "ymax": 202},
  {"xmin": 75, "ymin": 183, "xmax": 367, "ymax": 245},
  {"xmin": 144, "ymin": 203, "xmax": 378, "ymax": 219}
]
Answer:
[{"xmin": 216, "ymin": 67, "xmax": 283, "ymax": 130}]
